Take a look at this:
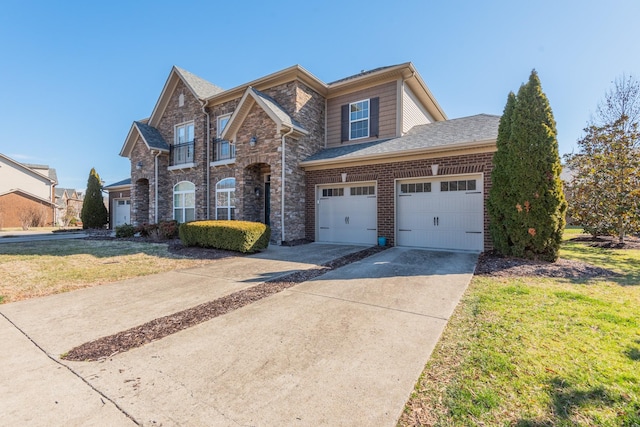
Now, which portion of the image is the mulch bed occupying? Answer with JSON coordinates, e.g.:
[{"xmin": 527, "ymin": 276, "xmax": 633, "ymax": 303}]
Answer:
[
  {"xmin": 474, "ymin": 252, "xmax": 620, "ymax": 279},
  {"xmin": 62, "ymin": 245, "xmax": 387, "ymax": 362},
  {"xmin": 569, "ymin": 234, "xmax": 640, "ymax": 250}
]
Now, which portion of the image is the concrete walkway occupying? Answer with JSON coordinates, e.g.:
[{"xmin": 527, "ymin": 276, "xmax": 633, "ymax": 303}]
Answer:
[{"xmin": 0, "ymin": 244, "xmax": 477, "ymax": 426}]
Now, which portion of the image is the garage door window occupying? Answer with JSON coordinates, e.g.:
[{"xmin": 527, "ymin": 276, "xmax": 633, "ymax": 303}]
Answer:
[
  {"xmin": 440, "ymin": 179, "xmax": 477, "ymax": 192},
  {"xmin": 322, "ymin": 188, "xmax": 344, "ymax": 197},
  {"xmin": 350, "ymin": 186, "xmax": 375, "ymax": 196},
  {"xmin": 400, "ymin": 182, "xmax": 432, "ymax": 194}
]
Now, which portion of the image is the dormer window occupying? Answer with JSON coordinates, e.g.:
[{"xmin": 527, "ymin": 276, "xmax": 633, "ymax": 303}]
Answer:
[{"xmin": 350, "ymin": 99, "xmax": 370, "ymax": 140}]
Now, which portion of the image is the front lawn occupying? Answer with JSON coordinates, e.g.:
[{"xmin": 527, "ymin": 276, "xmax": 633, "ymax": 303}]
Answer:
[
  {"xmin": 400, "ymin": 231, "xmax": 640, "ymax": 426},
  {"xmin": 0, "ymin": 239, "xmax": 221, "ymax": 303}
]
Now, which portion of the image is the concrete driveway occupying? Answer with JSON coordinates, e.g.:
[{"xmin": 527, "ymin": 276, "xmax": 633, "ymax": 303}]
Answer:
[{"xmin": 0, "ymin": 244, "xmax": 477, "ymax": 426}]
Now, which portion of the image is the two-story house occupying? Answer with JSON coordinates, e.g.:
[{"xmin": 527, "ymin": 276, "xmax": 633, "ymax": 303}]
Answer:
[
  {"xmin": 0, "ymin": 153, "xmax": 57, "ymax": 228},
  {"xmin": 54, "ymin": 188, "xmax": 83, "ymax": 226},
  {"xmin": 119, "ymin": 63, "xmax": 499, "ymax": 251}
]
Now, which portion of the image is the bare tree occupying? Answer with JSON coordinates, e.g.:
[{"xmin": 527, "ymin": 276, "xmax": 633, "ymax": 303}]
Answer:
[{"xmin": 595, "ymin": 74, "xmax": 640, "ymax": 139}]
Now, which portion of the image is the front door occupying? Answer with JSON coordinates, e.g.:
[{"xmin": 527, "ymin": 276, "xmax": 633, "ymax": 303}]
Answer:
[{"xmin": 264, "ymin": 181, "xmax": 271, "ymax": 226}]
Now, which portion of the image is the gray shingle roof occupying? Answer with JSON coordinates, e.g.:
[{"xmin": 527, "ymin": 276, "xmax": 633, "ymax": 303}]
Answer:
[
  {"xmin": 135, "ymin": 121, "xmax": 169, "ymax": 151},
  {"xmin": 105, "ymin": 178, "xmax": 131, "ymax": 188},
  {"xmin": 250, "ymin": 88, "xmax": 305, "ymax": 130},
  {"xmin": 303, "ymin": 114, "xmax": 500, "ymax": 163},
  {"xmin": 174, "ymin": 66, "xmax": 224, "ymax": 100},
  {"xmin": 24, "ymin": 163, "xmax": 58, "ymax": 183},
  {"xmin": 328, "ymin": 64, "xmax": 399, "ymax": 85}
]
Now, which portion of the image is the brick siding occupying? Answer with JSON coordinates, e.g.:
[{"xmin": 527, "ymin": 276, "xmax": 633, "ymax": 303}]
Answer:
[{"xmin": 305, "ymin": 151, "xmax": 495, "ymax": 251}]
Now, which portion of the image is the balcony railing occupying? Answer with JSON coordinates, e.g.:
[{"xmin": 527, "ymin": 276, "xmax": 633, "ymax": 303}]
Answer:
[
  {"xmin": 212, "ymin": 138, "xmax": 235, "ymax": 162},
  {"xmin": 170, "ymin": 141, "xmax": 195, "ymax": 166}
]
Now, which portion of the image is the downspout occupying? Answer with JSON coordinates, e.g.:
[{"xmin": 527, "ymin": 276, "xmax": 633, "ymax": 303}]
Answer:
[
  {"xmin": 200, "ymin": 100, "xmax": 211, "ymax": 219},
  {"xmin": 281, "ymin": 125, "xmax": 295, "ymax": 244},
  {"xmin": 154, "ymin": 150, "xmax": 161, "ymax": 222}
]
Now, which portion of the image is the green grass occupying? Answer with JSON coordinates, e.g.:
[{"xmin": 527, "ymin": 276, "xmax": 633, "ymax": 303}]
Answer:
[
  {"xmin": 400, "ymin": 232, "xmax": 640, "ymax": 426},
  {"xmin": 0, "ymin": 239, "xmax": 220, "ymax": 303}
]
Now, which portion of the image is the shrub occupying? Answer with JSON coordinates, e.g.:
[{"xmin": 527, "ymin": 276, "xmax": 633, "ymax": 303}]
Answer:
[
  {"xmin": 136, "ymin": 220, "xmax": 179, "ymax": 241},
  {"xmin": 115, "ymin": 223, "xmax": 136, "ymax": 238},
  {"xmin": 179, "ymin": 220, "xmax": 270, "ymax": 253}
]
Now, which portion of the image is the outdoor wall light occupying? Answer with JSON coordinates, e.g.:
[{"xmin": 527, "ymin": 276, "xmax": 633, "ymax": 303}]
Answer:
[
  {"xmin": 249, "ymin": 136, "xmax": 257, "ymax": 146},
  {"xmin": 136, "ymin": 161, "xmax": 143, "ymax": 170},
  {"xmin": 255, "ymin": 186, "xmax": 261, "ymax": 197}
]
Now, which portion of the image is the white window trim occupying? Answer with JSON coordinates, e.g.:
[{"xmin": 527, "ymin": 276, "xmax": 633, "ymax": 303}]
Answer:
[
  {"xmin": 216, "ymin": 113, "xmax": 232, "ymax": 139},
  {"xmin": 215, "ymin": 178, "xmax": 236, "ymax": 220},
  {"xmin": 168, "ymin": 162, "xmax": 197, "ymax": 171},
  {"xmin": 174, "ymin": 120, "xmax": 195, "ymax": 144},
  {"xmin": 210, "ymin": 158, "xmax": 236, "ymax": 167},
  {"xmin": 349, "ymin": 98, "xmax": 370, "ymax": 140},
  {"xmin": 173, "ymin": 181, "xmax": 195, "ymax": 222}
]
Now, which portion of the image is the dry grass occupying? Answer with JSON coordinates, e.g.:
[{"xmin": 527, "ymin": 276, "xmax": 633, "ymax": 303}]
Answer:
[{"xmin": 0, "ymin": 239, "xmax": 220, "ymax": 303}]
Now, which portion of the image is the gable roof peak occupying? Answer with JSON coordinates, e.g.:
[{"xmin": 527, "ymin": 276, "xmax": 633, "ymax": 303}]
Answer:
[{"xmin": 172, "ymin": 66, "xmax": 224, "ymax": 100}]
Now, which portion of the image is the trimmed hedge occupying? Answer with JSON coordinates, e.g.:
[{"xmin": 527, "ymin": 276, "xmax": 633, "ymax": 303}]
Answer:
[{"xmin": 179, "ymin": 220, "xmax": 271, "ymax": 253}]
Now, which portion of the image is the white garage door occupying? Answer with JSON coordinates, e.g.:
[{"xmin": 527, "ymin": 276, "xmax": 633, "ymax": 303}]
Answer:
[
  {"xmin": 114, "ymin": 199, "xmax": 131, "ymax": 227},
  {"xmin": 317, "ymin": 183, "xmax": 377, "ymax": 245},
  {"xmin": 396, "ymin": 175, "xmax": 484, "ymax": 251}
]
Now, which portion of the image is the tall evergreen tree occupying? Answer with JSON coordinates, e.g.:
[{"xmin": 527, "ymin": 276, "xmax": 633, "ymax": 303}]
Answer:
[
  {"xmin": 80, "ymin": 168, "xmax": 108, "ymax": 229},
  {"xmin": 487, "ymin": 91, "xmax": 516, "ymax": 254},
  {"xmin": 488, "ymin": 70, "xmax": 567, "ymax": 261}
]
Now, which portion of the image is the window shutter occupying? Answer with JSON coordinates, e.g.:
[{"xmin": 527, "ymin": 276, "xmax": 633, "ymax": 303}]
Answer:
[
  {"xmin": 370, "ymin": 97, "xmax": 379, "ymax": 138},
  {"xmin": 341, "ymin": 104, "xmax": 349, "ymax": 142}
]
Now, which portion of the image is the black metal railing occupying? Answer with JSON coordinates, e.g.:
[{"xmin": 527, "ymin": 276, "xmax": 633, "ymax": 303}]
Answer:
[
  {"xmin": 170, "ymin": 141, "xmax": 195, "ymax": 166},
  {"xmin": 212, "ymin": 138, "xmax": 235, "ymax": 162}
]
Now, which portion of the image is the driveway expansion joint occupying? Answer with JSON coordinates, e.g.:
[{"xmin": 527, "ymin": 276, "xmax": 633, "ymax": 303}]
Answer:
[
  {"xmin": 0, "ymin": 310, "xmax": 141, "ymax": 426},
  {"xmin": 288, "ymin": 288, "xmax": 451, "ymax": 321}
]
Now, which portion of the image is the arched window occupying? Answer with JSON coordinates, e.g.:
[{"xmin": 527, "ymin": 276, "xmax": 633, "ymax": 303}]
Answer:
[
  {"xmin": 173, "ymin": 181, "xmax": 195, "ymax": 223},
  {"xmin": 216, "ymin": 178, "xmax": 235, "ymax": 220}
]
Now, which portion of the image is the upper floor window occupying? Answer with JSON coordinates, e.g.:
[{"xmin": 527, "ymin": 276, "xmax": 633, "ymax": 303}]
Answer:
[
  {"xmin": 171, "ymin": 121, "xmax": 195, "ymax": 166},
  {"xmin": 350, "ymin": 99, "xmax": 370, "ymax": 140},
  {"xmin": 213, "ymin": 114, "xmax": 235, "ymax": 162},
  {"xmin": 217, "ymin": 114, "xmax": 231, "ymax": 138},
  {"xmin": 175, "ymin": 122, "xmax": 194, "ymax": 145}
]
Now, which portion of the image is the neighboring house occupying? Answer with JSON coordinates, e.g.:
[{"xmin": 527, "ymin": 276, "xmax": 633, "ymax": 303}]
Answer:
[
  {"xmin": 54, "ymin": 188, "xmax": 83, "ymax": 226},
  {"xmin": 104, "ymin": 178, "xmax": 132, "ymax": 228},
  {"xmin": 120, "ymin": 63, "xmax": 499, "ymax": 251},
  {"xmin": 0, "ymin": 153, "xmax": 57, "ymax": 228}
]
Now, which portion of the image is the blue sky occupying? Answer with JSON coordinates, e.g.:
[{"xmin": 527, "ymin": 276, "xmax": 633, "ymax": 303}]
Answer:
[{"xmin": 1, "ymin": 0, "xmax": 639, "ymax": 190}]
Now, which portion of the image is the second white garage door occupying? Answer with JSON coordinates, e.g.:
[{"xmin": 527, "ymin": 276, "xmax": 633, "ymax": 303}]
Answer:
[
  {"xmin": 317, "ymin": 183, "xmax": 377, "ymax": 245},
  {"xmin": 396, "ymin": 175, "xmax": 484, "ymax": 251}
]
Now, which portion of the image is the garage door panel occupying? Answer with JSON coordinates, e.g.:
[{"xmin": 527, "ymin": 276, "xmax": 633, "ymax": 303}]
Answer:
[
  {"xmin": 317, "ymin": 185, "xmax": 377, "ymax": 245},
  {"xmin": 396, "ymin": 175, "xmax": 483, "ymax": 251}
]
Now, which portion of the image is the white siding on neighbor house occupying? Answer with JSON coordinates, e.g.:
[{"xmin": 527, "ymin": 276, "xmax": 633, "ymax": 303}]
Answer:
[
  {"xmin": 402, "ymin": 84, "xmax": 433, "ymax": 134},
  {"xmin": 0, "ymin": 157, "xmax": 52, "ymax": 200}
]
